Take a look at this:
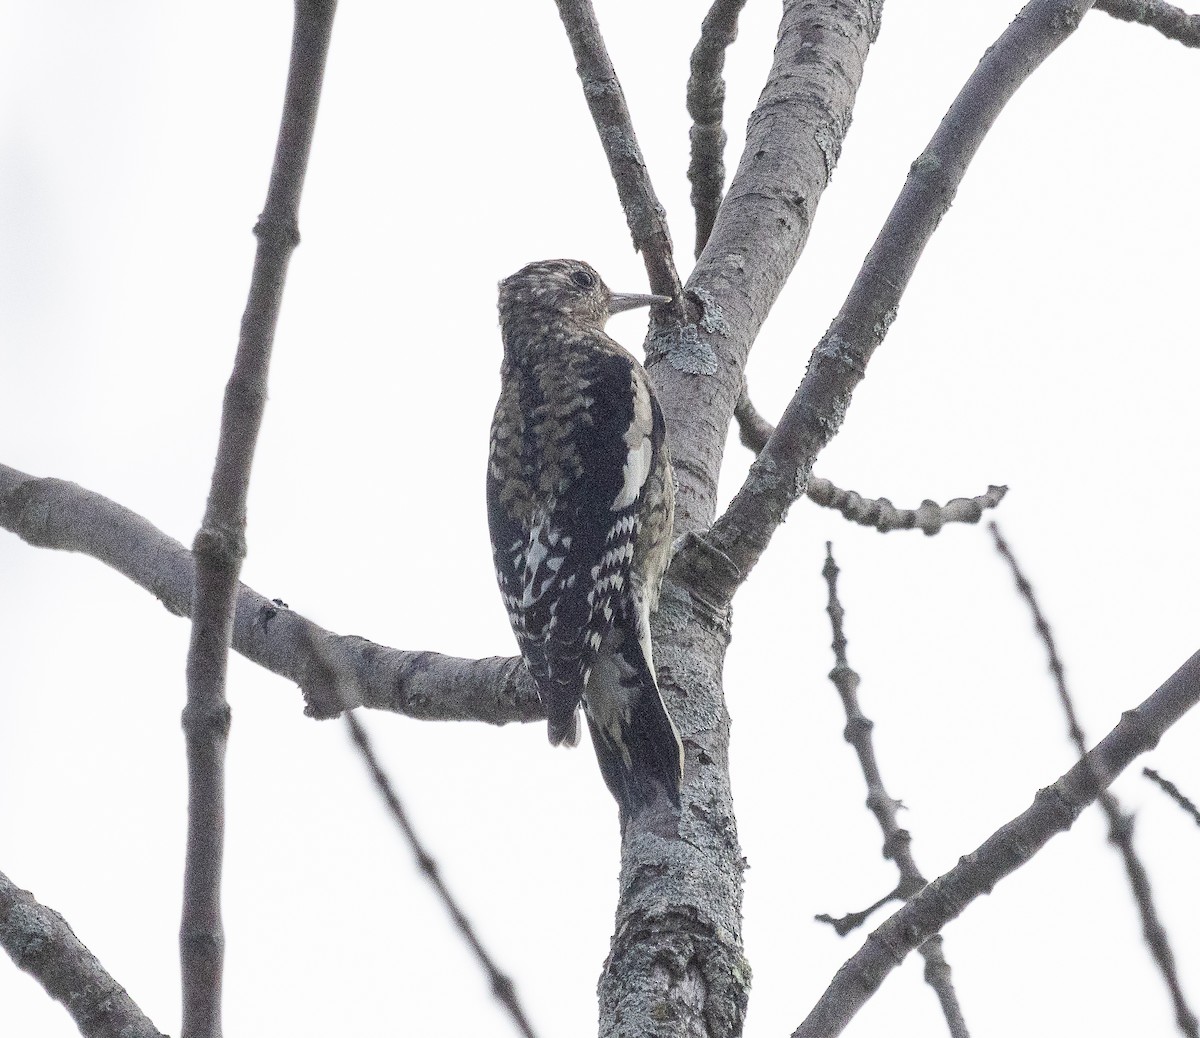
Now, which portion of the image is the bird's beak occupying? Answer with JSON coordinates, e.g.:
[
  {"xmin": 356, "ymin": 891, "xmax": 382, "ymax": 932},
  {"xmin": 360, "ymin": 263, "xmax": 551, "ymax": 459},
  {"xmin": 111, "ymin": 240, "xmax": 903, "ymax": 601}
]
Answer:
[{"xmin": 609, "ymin": 292, "xmax": 672, "ymax": 315}]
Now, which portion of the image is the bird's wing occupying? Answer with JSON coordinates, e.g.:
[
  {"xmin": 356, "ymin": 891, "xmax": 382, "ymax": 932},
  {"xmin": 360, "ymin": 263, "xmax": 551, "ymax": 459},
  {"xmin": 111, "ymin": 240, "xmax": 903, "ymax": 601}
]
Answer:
[{"xmin": 487, "ymin": 346, "xmax": 661, "ymax": 744}]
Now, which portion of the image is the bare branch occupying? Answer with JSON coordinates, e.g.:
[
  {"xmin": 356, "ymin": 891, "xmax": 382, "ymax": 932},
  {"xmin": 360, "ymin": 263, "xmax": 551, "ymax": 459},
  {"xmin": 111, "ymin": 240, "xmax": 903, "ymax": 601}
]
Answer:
[
  {"xmin": 734, "ymin": 388, "xmax": 1007, "ymax": 534},
  {"xmin": 552, "ymin": 0, "xmax": 683, "ymax": 306},
  {"xmin": 1144, "ymin": 767, "xmax": 1200, "ymax": 828},
  {"xmin": 0, "ymin": 462, "xmax": 542, "ymax": 724},
  {"xmin": 920, "ymin": 935, "xmax": 971, "ymax": 1038},
  {"xmin": 691, "ymin": 0, "xmax": 1097, "ymax": 608},
  {"xmin": 988, "ymin": 524, "xmax": 1080, "ymax": 747},
  {"xmin": 795, "ymin": 644, "xmax": 1200, "ymax": 1038},
  {"xmin": 180, "ymin": 8, "xmax": 337, "ymax": 1034},
  {"xmin": 732, "ymin": 383, "xmax": 775, "ymax": 453},
  {"xmin": 991, "ymin": 523, "xmax": 1199, "ymax": 1037},
  {"xmin": 820, "ymin": 544, "xmax": 970, "ymax": 1038},
  {"xmin": 729, "ymin": 388, "xmax": 1012, "ymax": 535},
  {"xmin": 0, "ymin": 869, "xmax": 167, "ymax": 1038},
  {"xmin": 345, "ymin": 712, "xmax": 539, "ymax": 1038},
  {"xmin": 807, "ymin": 479, "xmax": 1007, "ymax": 535},
  {"xmin": 814, "ymin": 888, "xmax": 901, "ymax": 936},
  {"xmin": 1095, "ymin": 0, "xmax": 1200, "ymax": 46},
  {"xmin": 687, "ymin": 0, "xmax": 749, "ymax": 257},
  {"xmin": 660, "ymin": 0, "xmax": 882, "ymax": 542}
]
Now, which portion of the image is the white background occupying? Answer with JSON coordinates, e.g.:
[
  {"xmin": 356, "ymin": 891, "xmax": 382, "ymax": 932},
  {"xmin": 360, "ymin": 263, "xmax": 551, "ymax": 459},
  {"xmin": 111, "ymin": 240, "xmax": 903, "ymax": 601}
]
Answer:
[{"xmin": 2, "ymin": 2, "xmax": 1198, "ymax": 1036}]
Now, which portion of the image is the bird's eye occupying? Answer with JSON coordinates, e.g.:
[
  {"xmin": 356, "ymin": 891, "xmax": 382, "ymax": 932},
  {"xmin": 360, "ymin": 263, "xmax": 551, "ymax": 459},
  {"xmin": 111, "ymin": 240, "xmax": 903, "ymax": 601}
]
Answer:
[{"xmin": 570, "ymin": 269, "xmax": 596, "ymax": 289}]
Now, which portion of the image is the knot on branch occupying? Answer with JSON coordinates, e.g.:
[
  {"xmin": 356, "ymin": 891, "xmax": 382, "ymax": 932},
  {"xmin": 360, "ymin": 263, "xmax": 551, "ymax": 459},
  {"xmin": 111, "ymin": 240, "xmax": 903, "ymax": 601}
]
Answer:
[
  {"xmin": 192, "ymin": 525, "xmax": 246, "ymax": 568},
  {"xmin": 1119, "ymin": 705, "xmax": 1160, "ymax": 754},
  {"xmin": 842, "ymin": 713, "xmax": 872, "ymax": 743},
  {"xmin": 881, "ymin": 827, "xmax": 913, "ymax": 863},
  {"xmin": 180, "ymin": 702, "xmax": 233, "ymax": 737},
  {"xmin": 253, "ymin": 213, "xmax": 301, "ymax": 249}
]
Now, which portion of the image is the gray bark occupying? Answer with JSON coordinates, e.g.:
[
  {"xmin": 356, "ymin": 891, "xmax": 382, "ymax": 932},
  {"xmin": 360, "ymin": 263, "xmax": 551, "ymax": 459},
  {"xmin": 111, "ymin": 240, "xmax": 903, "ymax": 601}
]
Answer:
[{"xmin": 0, "ymin": 871, "xmax": 166, "ymax": 1038}]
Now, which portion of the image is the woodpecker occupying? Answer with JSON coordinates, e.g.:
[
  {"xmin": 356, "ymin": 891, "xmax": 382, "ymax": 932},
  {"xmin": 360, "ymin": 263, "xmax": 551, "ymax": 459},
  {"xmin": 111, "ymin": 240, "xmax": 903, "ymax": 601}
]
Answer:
[{"xmin": 487, "ymin": 258, "xmax": 683, "ymax": 818}]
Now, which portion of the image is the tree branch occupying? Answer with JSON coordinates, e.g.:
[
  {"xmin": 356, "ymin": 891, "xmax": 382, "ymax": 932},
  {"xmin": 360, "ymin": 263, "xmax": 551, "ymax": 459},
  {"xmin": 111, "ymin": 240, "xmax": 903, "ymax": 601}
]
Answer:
[
  {"xmin": 1144, "ymin": 767, "xmax": 1200, "ymax": 828},
  {"xmin": 0, "ymin": 462, "xmax": 542, "ymax": 724},
  {"xmin": 687, "ymin": 0, "xmax": 749, "ymax": 258},
  {"xmin": 552, "ymin": 0, "xmax": 683, "ymax": 307},
  {"xmin": 180, "ymin": 7, "xmax": 337, "ymax": 1033},
  {"xmin": 819, "ymin": 545, "xmax": 970, "ymax": 1038},
  {"xmin": 345, "ymin": 712, "xmax": 539, "ymax": 1038},
  {"xmin": 659, "ymin": 0, "xmax": 884, "ymax": 541},
  {"xmin": 1095, "ymin": 0, "xmax": 1200, "ymax": 46},
  {"xmin": 733, "ymin": 387, "xmax": 1006, "ymax": 532},
  {"xmin": 0, "ymin": 869, "xmax": 167, "ymax": 1038},
  {"xmin": 731, "ymin": 383, "xmax": 776, "ymax": 453},
  {"xmin": 807, "ymin": 479, "xmax": 1008, "ymax": 535},
  {"xmin": 991, "ymin": 523, "xmax": 1198, "ymax": 1037},
  {"xmin": 689, "ymin": 0, "xmax": 1097, "ymax": 608},
  {"xmin": 794, "ymin": 644, "xmax": 1200, "ymax": 1038}
]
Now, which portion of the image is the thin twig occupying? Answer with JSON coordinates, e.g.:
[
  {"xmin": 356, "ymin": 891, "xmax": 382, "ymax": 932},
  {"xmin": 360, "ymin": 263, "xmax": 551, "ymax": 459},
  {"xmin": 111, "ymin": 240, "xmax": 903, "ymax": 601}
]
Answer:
[
  {"xmin": 1095, "ymin": 0, "xmax": 1200, "ymax": 46},
  {"xmin": 0, "ymin": 869, "xmax": 167, "ymax": 1038},
  {"xmin": 736, "ymin": 387, "xmax": 1007, "ymax": 532},
  {"xmin": 692, "ymin": 0, "xmax": 1098, "ymax": 609},
  {"xmin": 988, "ymin": 525, "xmax": 1080, "ymax": 746},
  {"xmin": 552, "ymin": 0, "xmax": 683, "ymax": 307},
  {"xmin": 1144, "ymin": 767, "xmax": 1200, "ymax": 828},
  {"xmin": 180, "ymin": 4, "xmax": 336, "ymax": 1036},
  {"xmin": 814, "ymin": 888, "xmax": 902, "ymax": 936},
  {"xmin": 820, "ymin": 544, "xmax": 970, "ymax": 1038},
  {"xmin": 687, "ymin": 0, "xmax": 749, "ymax": 257},
  {"xmin": 0, "ymin": 462, "xmax": 543, "ymax": 725},
  {"xmin": 344, "ymin": 712, "xmax": 538, "ymax": 1038},
  {"xmin": 990, "ymin": 523, "xmax": 1198, "ymax": 1038},
  {"xmin": 794, "ymin": 645, "xmax": 1200, "ymax": 1038},
  {"xmin": 808, "ymin": 479, "xmax": 1007, "ymax": 535}
]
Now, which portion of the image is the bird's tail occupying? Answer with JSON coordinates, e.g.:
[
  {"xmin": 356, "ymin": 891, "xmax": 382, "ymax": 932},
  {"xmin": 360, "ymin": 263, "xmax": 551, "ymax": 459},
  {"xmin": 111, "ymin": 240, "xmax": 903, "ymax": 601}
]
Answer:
[{"xmin": 583, "ymin": 625, "xmax": 683, "ymax": 819}]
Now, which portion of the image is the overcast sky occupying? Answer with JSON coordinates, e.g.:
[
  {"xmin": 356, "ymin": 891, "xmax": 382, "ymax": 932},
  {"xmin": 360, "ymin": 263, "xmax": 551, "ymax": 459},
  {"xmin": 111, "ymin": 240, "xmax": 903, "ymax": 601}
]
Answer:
[{"xmin": 2, "ymin": 3, "xmax": 1198, "ymax": 1036}]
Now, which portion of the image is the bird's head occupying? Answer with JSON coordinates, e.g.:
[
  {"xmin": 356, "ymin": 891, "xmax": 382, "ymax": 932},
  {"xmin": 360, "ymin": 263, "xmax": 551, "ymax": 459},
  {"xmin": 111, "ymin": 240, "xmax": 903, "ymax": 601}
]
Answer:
[{"xmin": 497, "ymin": 259, "xmax": 670, "ymax": 334}]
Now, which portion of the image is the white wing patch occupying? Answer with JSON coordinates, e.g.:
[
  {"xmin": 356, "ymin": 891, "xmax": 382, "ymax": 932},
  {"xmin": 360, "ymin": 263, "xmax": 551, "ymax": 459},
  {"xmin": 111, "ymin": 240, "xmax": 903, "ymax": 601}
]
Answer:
[
  {"xmin": 611, "ymin": 373, "xmax": 655, "ymax": 510},
  {"xmin": 519, "ymin": 513, "xmax": 570, "ymax": 611}
]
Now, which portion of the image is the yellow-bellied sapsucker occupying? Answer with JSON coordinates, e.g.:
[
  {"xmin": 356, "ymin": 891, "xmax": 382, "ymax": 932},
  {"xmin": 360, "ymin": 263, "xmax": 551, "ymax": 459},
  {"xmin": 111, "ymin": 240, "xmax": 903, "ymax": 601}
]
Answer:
[{"xmin": 487, "ymin": 258, "xmax": 683, "ymax": 818}]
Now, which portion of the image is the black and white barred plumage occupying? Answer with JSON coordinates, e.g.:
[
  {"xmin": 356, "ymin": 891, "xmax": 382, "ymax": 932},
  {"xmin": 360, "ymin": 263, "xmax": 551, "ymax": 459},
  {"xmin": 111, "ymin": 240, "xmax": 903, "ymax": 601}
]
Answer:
[{"xmin": 487, "ymin": 259, "xmax": 683, "ymax": 817}]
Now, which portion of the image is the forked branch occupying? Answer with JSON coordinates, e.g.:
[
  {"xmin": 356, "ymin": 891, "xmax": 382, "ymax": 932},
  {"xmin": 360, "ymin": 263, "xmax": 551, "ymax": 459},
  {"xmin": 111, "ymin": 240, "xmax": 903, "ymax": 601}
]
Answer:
[
  {"xmin": 819, "ymin": 545, "xmax": 970, "ymax": 1037},
  {"xmin": 693, "ymin": 0, "xmax": 1098, "ymax": 607},
  {"xmin": 795, "ymin": 645, "xmax": 1200, "ymax": 1038},
  {"xmin": 661, "ymin": 0, "xmax": 884, "ymax": 541},
  {"xmin": 991, "ymin": 524, "xmax": 1198, "ymax": 1037}
]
